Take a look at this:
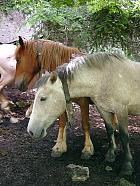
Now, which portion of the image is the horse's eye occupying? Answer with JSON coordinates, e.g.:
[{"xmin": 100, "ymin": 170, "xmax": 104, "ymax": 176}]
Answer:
[
  {"xmin": 16, "ymin": 58, "xmax": 20, "ymax": 64},
  {"xmin": 40, "ymin": 97, "xmax": 47, "ymax": 101}
]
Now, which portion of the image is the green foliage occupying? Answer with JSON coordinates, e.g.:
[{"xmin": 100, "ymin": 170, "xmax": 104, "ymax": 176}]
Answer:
[
  {"xmin": 0, "ymin": 0, "xmax": 15, "ymax": 12},
  {"xmin": 0, "ymin": 0, "xmax": 139, "ymax": 59},
  {"xmin": 90, "ymin": 5, "xmax": 129, "ymax": 47}
]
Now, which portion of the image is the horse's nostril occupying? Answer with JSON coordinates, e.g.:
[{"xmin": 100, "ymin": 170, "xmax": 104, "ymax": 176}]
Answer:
[
  {"xmin": 29, "ymin": 130, "xmax": 34, "ymax": 137},
  {"xmin": 28, "ymin": 129, "xmax": 45, "ymax": 138},
  {"xmin": 40, "ymin": 129, "xmax": 45, "ymax": 138},
  {"xmin": 21, "ymin": 82, "xmax": 26, "ymax": 91},
  {"xmin": 17, "ymin": 80, "xmax": 27, "ymax": 91}
]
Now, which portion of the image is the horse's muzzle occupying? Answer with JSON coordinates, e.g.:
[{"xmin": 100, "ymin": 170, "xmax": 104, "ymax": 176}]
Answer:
[
  {"xmin": 15, "ymin": 79, "xmax": 28, "ymax": 91},
  {"xmin": 28, "ymin": 128, "xmax": 46, "ymax": 138}
]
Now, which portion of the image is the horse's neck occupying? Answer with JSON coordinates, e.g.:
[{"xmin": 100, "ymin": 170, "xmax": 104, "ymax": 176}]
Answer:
[
  {"xmin": 0, "ymin": 44, "xmax": 16, "ymax": 58},
  {"xmin": 67, "ymin": 68, "xmax": 98, "ymax": 98}
]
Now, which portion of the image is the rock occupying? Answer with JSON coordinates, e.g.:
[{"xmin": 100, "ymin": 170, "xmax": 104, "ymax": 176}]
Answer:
[
  {"xmin": 0, "ymin": 119, "xmax": 3, "ymax": 124},
  {"xmin": 0, "ymin": 113, "xmax": 3, "ymax": 119},
  {"xmin": 116, "ymin": 178, "xmax": 136, "ymax": 186},
  {"xmin": 0, "ymin": 113, "xmax": 3, "ymax": 123},
  {"xmin": 67, "ymin": 164, "xmax": 89, "ymax": 182},
  {"xmin": 0, "ymin": 149, "xmax": 8, "ymax": 156},
  {"xmin": 105, "ymin": 166, "xmax": 113, "ymax": 172},
  {"xmin": 10, "ymin": 116, "xmax": 19, "ymax": 124}
]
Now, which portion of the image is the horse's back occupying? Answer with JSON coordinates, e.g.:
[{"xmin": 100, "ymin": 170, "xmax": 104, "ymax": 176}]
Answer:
[
  {"xmin": 0, "ymin": 44, "xmax": 16, "ymax": 58},
  {"xmin": 86, "ymin": 56, "xmax": 140, "ymax": 114},
  {"xmin": 0, "ymin": 44, "xmax": 17, "ymax": 74},
  {"xmin": 0, "ymin": 44, "xmax": 17, "ymax": 69}
]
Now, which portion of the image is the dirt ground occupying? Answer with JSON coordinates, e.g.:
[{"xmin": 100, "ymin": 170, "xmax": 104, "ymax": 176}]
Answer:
[{"xmin": 0, "ymin": 87, "xmax": 140, "ymax": 186}]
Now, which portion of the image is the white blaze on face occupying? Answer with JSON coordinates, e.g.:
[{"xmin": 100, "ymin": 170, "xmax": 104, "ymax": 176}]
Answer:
[{"xmin": 27, "ymin": 76, "xmax": 66, "ymax": 138}]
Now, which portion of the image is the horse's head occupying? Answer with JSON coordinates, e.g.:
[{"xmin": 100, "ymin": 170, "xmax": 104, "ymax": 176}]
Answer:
[
  {"xmin": 15, "ymin": 36, "xmax": 39, "ymax": 91},
  {"xmin": 27, "ymin": 72, "xmax": 66, "ymax": 138}
]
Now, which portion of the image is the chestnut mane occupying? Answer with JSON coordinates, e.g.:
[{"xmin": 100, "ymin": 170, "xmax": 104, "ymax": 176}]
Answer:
[{"xmin": 15, "ymin": 39, "xmax": 83, "ymax": 71}]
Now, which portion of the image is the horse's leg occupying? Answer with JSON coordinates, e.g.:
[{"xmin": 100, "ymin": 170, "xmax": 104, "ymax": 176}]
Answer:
[
  {"xmin": 117, "ymin": 109, "xmax": 133, "ymax": 175},
  {"xmin": 97, "ymin": 108, "xmax": 117, "ymax": 162},
  {"xmin": 51, "ymin": 112, "xmax": 67, "ymax": 157},
  {"xmin": 76, "ymin": 97, "xmax": 94, "ymax": 159},
  {"xmin": 0, "ymin": 90, "xmax": 10, "ymax": 111},
  {"xmin": 25, "ymin": 103, "xmax": 33, "ymax": 118},
  {"xmin": 0, "ymin": 65, "xmax": 15, "ymax": 111}
]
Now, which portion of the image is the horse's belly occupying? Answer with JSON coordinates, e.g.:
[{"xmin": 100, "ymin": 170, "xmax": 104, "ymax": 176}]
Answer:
[{"xmin": 128, "ymin": 104, "xmax": 140, "ymax": 115}]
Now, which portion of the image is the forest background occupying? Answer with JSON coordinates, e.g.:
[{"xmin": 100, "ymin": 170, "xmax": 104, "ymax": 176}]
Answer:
[{"xmin": 0, "ymin": 0, "xmax": 140, "ymax": 60}]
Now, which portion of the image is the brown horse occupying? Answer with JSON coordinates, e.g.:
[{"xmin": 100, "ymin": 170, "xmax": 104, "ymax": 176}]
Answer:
[
  {"xmin": 14, "ymin": 37, "xmax": 117, "ymax": 159},
  {"xmin": 14, "ymin": 36, "xmax": 94, "ymax": 159}
]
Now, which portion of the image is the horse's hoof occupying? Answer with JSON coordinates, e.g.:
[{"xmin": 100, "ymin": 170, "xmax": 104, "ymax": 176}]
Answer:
[
  {"xmin": 51, "ymin": 150, "xmax": 63, "ymax": 158},
  {"xmin": 3, "ymin": 106, "xmax": 10, "ymax": 112},
  {"xmin": 81, "ymin": 152, "xmax": 92, "ymax": 160}
]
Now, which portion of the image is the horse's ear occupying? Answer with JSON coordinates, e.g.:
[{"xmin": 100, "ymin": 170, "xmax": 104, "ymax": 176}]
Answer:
[
  {"xmin": 50, "ymin": 72, "xmax": 57, "ymax": 84},
  {"xmin": 18, "ymin": 36, "xmax": 24, "ymax": 46}
]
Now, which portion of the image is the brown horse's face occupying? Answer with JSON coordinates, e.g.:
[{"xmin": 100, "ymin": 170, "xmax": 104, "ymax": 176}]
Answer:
[{"xmin": 15, "ymin": 47, "xmax": 37, "ymax": 91}]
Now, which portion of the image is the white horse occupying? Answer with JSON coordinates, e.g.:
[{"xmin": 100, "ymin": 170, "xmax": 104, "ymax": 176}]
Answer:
[
  {"xmin": 0, "ymin": 43, "xmax": 40, "ymax": 112},
  {"xmin": 0, "ymin": 44, "xmax": 17, "ymax": 110},
  {"xmin": 27, "ymin": 52, "xmax": 140, "ymax": 176}
]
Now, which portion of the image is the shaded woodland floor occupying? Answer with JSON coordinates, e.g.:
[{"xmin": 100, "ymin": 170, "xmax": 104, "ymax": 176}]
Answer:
[{"xmin": 0, "ymin": 87, "xmax": 140, "ymax": 186}]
